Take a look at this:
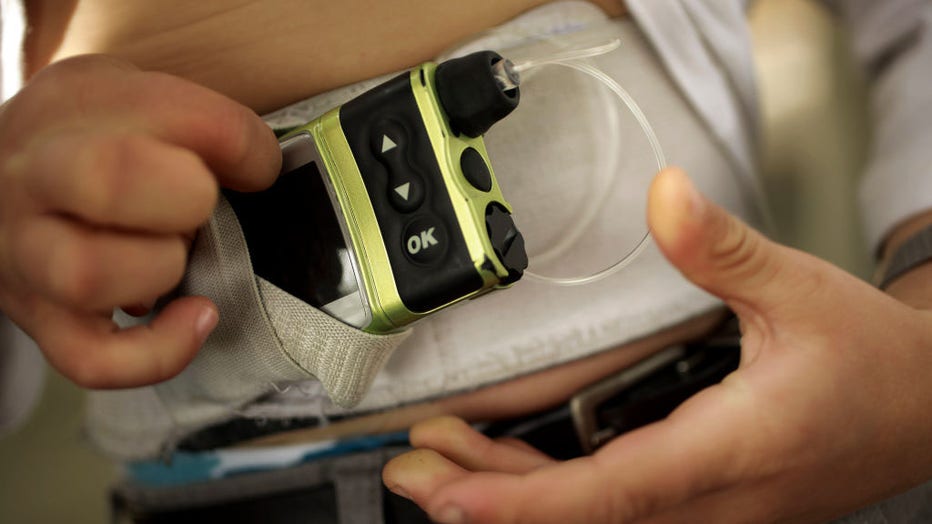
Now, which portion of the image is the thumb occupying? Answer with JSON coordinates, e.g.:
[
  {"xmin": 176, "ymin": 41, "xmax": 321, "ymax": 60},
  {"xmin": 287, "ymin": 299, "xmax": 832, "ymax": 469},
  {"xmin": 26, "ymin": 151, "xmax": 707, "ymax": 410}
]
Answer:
[{"xmin": 648, "ymin": 168, "xmax": 818, "ymax": 317}]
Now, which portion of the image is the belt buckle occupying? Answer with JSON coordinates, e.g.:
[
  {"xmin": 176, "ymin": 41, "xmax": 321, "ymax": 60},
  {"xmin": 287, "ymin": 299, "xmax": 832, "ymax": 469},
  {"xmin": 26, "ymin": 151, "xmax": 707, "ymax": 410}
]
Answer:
[{"xmin": 569, "ymin": 345, "xmax": 687, "ymax": 454}]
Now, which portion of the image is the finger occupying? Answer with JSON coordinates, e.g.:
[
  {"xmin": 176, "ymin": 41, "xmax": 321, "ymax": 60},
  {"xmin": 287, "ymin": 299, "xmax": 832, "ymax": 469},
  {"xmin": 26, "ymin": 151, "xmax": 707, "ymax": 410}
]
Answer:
[
  {"xmin": 121, "ymin": 298, "xmax": 158, "ymax": 318},
  {"xmin": 409, "ymin": 387, "xmax": 757, "ymax": 524},
  {"xmin": 410, "ymin": 416, "xmax": 555, "ymax": 473},
  {"xmin": 383, "ymin": 448, "xmax": 470, "ymax": 504},
  {"xmin": 30, "ymin": 295, "xmax": 217, "ymax": 388},
  {"xmin": 494, "ymin": 437, "xmax": 552, "ymax": 457},
  {"xmin": 28, "ymin": 55, "xmax": 281, "ymax": 192},
  {"xmin": 134, "ymin": 72, "xmax": 282, "ymax": 192},
  {"xmin": 647, "ymin": 168, "xmax": 847, "ymax": 323},
  {"xmin": 10, "ymin": 215, "xmax": 187, "ymax": 311},
  {"xmin": 21, "ymin": 131, "xmax": 218, "ymax": 233}
]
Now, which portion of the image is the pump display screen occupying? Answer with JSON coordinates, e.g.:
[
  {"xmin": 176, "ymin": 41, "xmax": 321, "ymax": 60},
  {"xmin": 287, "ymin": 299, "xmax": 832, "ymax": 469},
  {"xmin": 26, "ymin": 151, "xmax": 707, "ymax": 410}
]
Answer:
[{"xmin": 226, "ymin": 161, "xmax": 360, "ymax": 312}]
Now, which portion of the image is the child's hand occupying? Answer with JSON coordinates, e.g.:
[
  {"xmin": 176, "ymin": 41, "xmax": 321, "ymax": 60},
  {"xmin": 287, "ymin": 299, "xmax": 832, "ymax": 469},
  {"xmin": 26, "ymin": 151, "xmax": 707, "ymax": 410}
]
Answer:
[{"xmin": 0, "ymin": 55, "xmax": 281, "ymax": 388}]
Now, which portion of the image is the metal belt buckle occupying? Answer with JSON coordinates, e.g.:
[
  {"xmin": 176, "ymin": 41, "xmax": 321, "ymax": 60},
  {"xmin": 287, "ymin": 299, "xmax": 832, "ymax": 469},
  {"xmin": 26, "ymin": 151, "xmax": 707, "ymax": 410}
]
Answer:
[{"xmin": 568, "ymin": 345, "xmax": 687, "ymax": 454}]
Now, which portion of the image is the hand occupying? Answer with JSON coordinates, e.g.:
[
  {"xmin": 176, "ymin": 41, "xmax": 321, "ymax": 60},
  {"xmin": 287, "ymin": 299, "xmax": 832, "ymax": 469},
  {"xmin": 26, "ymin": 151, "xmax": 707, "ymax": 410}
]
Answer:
[
  {"xmin": 382, "ymin": 168, "xmax": 932, "ymax": 523},
  {"xmin": 0, "ymin": 55, "xmax": 281, "ymax": 388}
]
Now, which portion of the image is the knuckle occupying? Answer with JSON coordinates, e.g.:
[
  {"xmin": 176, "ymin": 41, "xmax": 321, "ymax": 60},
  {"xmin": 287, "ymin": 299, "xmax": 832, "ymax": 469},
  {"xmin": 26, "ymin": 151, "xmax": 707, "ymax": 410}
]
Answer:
[
  {"xmin": 708, "ymin": 212, "xmax": 768, "ymax": 281},
  {"xmin": 7, "ymin": 222, "xmax": 47, "ymax": 288},
  {"xmin": 50, "ymin": 232, "xmax": 105, "ymax": 305},
  {"xmin": 221, "ymin": 107, "xmax": 255, "ymax": 159},
  {"xmin": 176, "ymin": 150, "xmax": 219, "ymax": 223},
  {"xmin": 607, "ymin": 489, "xmax": 653, "ymax": 523},
  {"xmin": 76, "ymin": 136, "xmax": 138, "ymax": 221},
  {"xmin": 149, "ymin": 75, "xmax": 254, "ymax": 168},
  {"xmin": 47, "ymin": 340, "xmax": 109, "ymax": 389},
  {"xmin": 210, "ymin": 106, "xmax": 276, "ymax": 190},
  {"xmin": 214, "ymin": 108, "xmax": 259, "ymax": 170},
  {"xmin": 411, "ymin": 416, "xmax": 467, "ymax": 448},
  {"xmin": 156, "ymin": 239, "xmax": 189, "ymax": 291}
]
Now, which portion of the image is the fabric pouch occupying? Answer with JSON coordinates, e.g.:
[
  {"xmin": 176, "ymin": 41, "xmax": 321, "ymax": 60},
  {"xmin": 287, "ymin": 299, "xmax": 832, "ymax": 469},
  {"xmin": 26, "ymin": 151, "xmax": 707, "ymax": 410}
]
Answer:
[
  {"xmin": 156, "ymin": 196, "xmax": 411, "ymax": 417},
  {"xmin": 85, "ymin": 197, "xmax": 410, "ymax": 458}
]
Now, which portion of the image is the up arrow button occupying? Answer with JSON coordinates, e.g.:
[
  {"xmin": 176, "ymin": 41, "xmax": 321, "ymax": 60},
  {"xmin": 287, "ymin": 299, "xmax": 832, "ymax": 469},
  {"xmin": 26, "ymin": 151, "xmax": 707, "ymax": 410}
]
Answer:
[{"xmin": 381, "ymin": 135, "xmax": 397, "ymax": 153}]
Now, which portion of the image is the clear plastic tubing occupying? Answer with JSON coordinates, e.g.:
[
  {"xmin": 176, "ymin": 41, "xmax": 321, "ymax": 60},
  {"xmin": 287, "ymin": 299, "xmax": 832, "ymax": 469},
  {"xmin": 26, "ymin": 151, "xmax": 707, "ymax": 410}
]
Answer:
[{"xmin": 509, "ymin": 39, "xmax": 667, "ymax": 286}]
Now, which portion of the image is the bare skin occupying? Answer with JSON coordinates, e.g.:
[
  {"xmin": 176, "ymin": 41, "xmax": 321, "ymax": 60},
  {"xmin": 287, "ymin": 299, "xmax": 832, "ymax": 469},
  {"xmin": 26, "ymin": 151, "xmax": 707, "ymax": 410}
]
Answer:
[
  {"xmin": 31, "ymin": 0, "xmax": 626, "ymax": 113},
  {"xmin": 6, "ymin": 2, "xmax": 932, "ymax": 523}
]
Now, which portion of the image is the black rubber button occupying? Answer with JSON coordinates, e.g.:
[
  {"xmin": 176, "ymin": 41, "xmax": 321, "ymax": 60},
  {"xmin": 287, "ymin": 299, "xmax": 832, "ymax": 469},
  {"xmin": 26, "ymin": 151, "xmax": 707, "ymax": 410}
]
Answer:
[
  {"xmin": 485, "ymin": 204, "xmax": 527, "ymax": 284},
  {"xmin": 371, "ymin": 120, "xmax": 406, "ymax": 158},
  {"xmin": 460, "ymin": 147, "xmax": 492, "ymax": 192},
  {"xmin": 402, "ymin": 216, "xmax": 447, "ymax": 265},
  {"xmin": 370, "ymin": 120, "xmax": 426, "ymax": 213},
  {"xmin": 388, "ymin": 178, "xmax": 425, "ymax": 213}
]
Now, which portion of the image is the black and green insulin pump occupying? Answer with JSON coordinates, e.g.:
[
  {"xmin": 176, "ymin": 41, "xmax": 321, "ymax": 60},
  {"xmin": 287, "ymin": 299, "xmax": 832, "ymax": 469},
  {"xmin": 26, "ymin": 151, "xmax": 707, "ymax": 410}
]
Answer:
[{"xmin": 226, "ymin": 51, "xmax": 528, "ymax": 333}]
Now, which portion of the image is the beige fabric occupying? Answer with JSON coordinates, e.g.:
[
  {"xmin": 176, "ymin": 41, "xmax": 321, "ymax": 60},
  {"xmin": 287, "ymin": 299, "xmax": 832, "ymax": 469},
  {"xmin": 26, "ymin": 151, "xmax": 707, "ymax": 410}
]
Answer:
[
  {"xmin": 258, "ymin": 278, "xmax": 409, "ymax": 407},
  {"xmin": 85, "ymin": 198, "xmax": 409, "ymax": 458}
]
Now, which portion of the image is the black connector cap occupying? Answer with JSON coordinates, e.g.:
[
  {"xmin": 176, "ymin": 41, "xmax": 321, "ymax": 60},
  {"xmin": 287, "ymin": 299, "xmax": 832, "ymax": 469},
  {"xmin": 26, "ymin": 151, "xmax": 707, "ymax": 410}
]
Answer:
[{"xmin": 435, "ymin": 51, "xmax": 520, "ymax": 138}]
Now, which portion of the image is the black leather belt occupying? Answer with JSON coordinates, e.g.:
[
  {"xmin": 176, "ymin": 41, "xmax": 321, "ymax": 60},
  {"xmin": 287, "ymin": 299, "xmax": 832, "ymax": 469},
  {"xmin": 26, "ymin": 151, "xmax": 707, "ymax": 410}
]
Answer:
[{"xmin": 483, "ymin": 316, "xmax": 741, "ymax": 460}]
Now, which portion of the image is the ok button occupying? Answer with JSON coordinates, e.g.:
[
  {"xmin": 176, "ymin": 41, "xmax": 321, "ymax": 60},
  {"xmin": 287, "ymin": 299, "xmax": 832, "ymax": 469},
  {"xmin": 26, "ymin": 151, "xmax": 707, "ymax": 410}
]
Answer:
[{"xmin": 402, "ymin": 216, "xmax": 447, "ymax": 265}]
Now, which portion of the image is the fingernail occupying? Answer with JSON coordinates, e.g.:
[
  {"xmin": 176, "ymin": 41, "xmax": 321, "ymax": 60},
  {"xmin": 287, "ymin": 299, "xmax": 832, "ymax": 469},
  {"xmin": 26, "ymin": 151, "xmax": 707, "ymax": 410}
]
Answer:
[
  {"xmin": 194, "ymin": 306, "xmax": 219, "ymax": 343},
  {"xmin": 434, "ymin": 505, "xmax": 467, "ymax": 524}
]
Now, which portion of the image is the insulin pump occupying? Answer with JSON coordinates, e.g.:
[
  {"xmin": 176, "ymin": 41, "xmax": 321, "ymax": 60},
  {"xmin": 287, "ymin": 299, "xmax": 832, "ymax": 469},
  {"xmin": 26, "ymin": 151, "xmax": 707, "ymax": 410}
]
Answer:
[{"xmin": 227, "ymin": 51, "xmax": 528, "ymax": 333}]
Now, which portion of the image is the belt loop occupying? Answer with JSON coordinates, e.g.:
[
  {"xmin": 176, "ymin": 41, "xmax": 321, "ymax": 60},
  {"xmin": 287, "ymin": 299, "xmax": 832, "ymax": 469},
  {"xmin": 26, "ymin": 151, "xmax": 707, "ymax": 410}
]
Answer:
[{"xmin": 334, "ymin": 450, "xmax": 390, "ymax": 524}]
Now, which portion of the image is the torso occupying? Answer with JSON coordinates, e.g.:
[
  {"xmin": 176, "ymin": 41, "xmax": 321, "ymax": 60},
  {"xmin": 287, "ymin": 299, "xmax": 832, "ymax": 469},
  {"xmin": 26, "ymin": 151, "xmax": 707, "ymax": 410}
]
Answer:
[
  {"xmin": 32, "ymin": 0, "xmax": 626, "ymax": 113},
  {"xmin": 27, "ymin": 0, "xmax": 727, "ymax": 444}
]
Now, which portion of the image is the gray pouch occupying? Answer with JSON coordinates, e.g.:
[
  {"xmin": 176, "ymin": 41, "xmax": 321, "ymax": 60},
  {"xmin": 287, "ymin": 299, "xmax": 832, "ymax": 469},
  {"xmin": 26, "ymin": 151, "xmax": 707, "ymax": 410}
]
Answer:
[{"xmin": 155, "ymin": 197, "xmax": 410, "ymax": 419}]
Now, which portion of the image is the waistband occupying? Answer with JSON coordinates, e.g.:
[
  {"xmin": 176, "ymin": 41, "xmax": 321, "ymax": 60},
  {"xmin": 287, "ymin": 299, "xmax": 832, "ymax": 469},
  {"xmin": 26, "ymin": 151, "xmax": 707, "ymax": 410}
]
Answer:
[
  {"xmin": 126, "ymin": 315, "xmax": 741, "ymax": 488},
  {"xmin": 114, "ymin": 317, "xmax": 742, "ymax": 521},
  {"xmin": 110, "ymin": 312, "xmax": 932, "ymax": 524}
]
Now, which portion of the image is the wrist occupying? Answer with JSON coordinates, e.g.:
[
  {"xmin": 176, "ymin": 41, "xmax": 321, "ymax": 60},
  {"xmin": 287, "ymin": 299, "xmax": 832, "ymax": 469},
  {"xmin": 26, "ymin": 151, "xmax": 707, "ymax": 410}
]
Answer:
[
  {"xmin": 876, "ymin": 212, "xmax": 932, "ymax": 309},
  {"xmin": 873, "ymin": 211, "xmax": 932, "ymax": 289}
]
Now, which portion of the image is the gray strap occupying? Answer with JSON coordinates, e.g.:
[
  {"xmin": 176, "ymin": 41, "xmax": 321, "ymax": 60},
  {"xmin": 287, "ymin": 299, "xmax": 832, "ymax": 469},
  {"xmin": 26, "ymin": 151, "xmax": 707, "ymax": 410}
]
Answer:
[
  {"xmin": 157, "ymin": 195, "xmax": 409, "ymax": 415},
  {"xmin": 880, "ymin": 224, "xmax": 932, "ymax": 289},
  {"xmin": 258, "ymin": 278, "xmax": 409, "ymax": 408}
]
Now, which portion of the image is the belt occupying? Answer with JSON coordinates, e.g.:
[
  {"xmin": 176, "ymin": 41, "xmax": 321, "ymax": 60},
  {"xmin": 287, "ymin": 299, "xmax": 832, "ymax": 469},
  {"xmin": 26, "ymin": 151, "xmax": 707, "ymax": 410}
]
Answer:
[
  {"xmin": 484, "ymin": 316, "xmax": 741, "ymax": 459},
  {"xmin": 114, "ymin": 478, "xmax": 432, "ymax": 524},
  {"xmin": 114, "ymin": 317, "xmax": 740, "ymax": 523}
]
